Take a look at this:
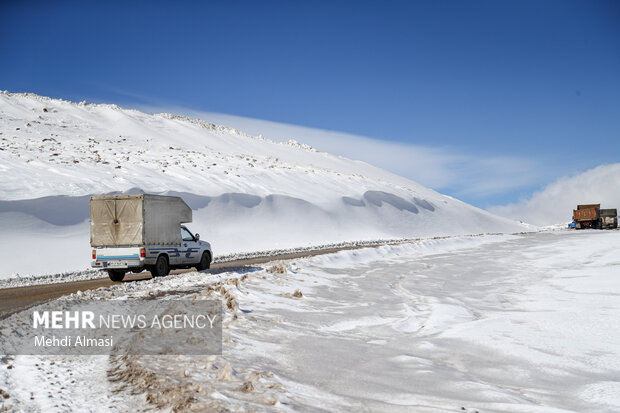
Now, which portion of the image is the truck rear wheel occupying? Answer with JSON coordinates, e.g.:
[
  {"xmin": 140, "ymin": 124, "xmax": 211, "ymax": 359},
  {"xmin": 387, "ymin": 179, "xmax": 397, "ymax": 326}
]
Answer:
[
  {"xmin": 196, "ymin": 251, "xmax": 211, "ymax": 271},
  {"xmin": 108, "ymin": 270, "xmax": 125, "ymax": 282},
  {"xmin": 151, "ymin": 255, "xmax": 170, "ymax": 277}
]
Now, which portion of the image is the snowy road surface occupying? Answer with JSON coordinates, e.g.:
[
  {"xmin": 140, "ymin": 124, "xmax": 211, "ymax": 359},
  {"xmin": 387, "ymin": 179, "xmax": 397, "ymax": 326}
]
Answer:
[{"xmin": 1, "ymin": 230, "xmax": 619, "ymax": 412}]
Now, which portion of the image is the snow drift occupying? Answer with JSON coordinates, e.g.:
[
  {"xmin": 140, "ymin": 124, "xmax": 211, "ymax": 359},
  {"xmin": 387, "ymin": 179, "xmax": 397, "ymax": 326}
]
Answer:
[
  {"xmin": 489, "ymin": 163, "xmax": 620, "ymax": 226},
  {"xmin": 0, "ymin": 91, "xmax": 529, "ymax": 277}
]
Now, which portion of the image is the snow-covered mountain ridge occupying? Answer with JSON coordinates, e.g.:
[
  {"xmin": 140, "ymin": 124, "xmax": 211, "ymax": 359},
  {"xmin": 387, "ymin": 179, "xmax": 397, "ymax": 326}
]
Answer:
[
  {"xmin": 0, "ymin": 91, "xmax": 531, "ymax": 277},
  {"xmin": 0, "ymin": 91, "xmax": 414, "ymax": 201}
]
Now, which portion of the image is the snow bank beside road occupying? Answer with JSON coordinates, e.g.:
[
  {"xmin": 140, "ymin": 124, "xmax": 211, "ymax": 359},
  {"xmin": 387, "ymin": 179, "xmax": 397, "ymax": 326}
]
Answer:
[
  {"xmin": 0, "ymin": 236, "xmax": 410, "ymax": 289},
  {"xmin": 0, "ymin": 234, "xmax": 512, "ymax": 288}
]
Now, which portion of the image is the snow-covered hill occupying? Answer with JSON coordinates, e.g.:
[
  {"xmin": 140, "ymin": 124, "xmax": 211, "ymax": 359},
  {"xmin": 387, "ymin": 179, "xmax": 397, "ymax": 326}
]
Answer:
[{"xmin": 0, "ymin": 91, "xmax": 530, "ymax": 277}]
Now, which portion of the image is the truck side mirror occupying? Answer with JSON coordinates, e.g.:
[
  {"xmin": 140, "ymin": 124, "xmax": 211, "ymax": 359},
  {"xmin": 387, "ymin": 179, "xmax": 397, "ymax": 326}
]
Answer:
[{"xmin": 195, "ymin": 233, "xmax": 200, "ymax": 240}]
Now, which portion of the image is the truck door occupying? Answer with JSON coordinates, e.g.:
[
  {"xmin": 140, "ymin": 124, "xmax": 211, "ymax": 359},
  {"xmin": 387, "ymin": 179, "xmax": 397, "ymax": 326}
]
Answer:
[{"xmin": 181, "ymin": 226, "xmax": 200, "ymax": 265}]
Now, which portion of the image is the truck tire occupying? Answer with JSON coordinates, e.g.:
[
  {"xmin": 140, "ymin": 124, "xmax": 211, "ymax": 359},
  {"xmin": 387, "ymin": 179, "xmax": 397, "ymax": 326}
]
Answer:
[
  {"xmin": 196, "ymin": 251, "xmax": 211, "ymax": 271},
  {"xmin": 108, "ymin": 270, "xmax": 125, "ymax": 282},
  {"xmin": 151, "ymin": 255, "xmax": 170, "ymax": 277}
]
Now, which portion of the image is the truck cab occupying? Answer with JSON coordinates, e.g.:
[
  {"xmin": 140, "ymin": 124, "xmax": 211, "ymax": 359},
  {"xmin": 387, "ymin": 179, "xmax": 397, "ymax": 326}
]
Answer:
[
  {"xmin": 141, "ymin": 225, "xmax": 212, "ymax": 274},
  {"xmin": 600, "ymin": 209, "xmax": 618, "ymax": 229}
]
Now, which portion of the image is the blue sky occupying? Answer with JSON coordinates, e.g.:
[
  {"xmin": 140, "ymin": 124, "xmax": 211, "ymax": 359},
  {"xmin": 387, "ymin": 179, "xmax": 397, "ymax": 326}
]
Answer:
[{"xmin": 1, "ymin": 0, "xmax": 618, "ymax": 208}]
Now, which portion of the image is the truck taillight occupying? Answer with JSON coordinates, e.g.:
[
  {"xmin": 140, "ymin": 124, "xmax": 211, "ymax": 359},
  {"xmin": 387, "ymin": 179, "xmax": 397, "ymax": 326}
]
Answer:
[
  {"xmin": 140, "ymin": 248, "xmax": 146, "ymax": 258},
  {"xmin": 92, "ymin": 250, "xmax": 96, "ymax": 259}
]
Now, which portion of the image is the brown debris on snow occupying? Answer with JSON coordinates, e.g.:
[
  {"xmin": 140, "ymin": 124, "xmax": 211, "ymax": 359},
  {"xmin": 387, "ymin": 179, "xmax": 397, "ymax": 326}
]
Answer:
[
  {"xmin": 216, "ymin": 363, "xmax": 233, "ymax": 381},
  {"xmin": 239, "ymin": 381, "xmax": 254, "ymax": 393},
  {"xmin": 266, "ymin": 263, "xmax": 287, "ymax": 274},
  {"xmin": 108, "ymin": 355, "xmax": 283, "ymax": 411},
  {"xmin": 102, "ymin": 268, "xmax": 289, "ymax": 411}
]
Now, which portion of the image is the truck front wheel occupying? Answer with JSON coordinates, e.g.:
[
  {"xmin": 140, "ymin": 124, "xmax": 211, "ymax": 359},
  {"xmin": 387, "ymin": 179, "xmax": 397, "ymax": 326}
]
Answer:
[
  {"xmin": 151, "ymin": 255, "xmax": 170, "ymax": 277},
  {"xmin": 108, "ymin": 270, "xmax": 125, "ymax": 282},
  {"xmin": 196, "ymin": 251, "xmax": 211, "ymax": 271}
]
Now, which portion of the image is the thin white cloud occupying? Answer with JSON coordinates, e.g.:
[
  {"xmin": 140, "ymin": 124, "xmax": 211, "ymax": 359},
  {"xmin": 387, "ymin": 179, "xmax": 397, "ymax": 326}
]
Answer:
[{"xmin": 488, "ymin": 163, "xmax": 620, "ymax": 225}]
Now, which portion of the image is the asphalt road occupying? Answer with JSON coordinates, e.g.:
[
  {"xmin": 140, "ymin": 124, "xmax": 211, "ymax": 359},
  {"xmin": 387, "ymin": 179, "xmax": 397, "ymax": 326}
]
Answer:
[{"xmin": 0, "ymin": 243, "xmax": 397, "ymax": 319}]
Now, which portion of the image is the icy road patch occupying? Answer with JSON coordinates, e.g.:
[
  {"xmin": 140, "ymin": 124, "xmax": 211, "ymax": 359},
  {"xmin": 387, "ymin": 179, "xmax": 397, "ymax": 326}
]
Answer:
[{"xmin": 2, "ymin": 231, "xmax": 620, "ymax": 412}]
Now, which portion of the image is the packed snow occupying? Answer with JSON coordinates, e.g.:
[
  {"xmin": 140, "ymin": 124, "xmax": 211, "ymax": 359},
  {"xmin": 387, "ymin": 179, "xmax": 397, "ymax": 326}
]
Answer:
[
  {"xmin": 2, "ymin": 231, "xmax": 619, "ymax": 412},
  {"xmin": 0, "ymin": 91, "xmax": 530, "ymax": 278}
]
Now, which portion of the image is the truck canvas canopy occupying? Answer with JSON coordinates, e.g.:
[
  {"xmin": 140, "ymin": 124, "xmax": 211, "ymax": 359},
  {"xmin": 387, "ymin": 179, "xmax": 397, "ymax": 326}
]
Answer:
[{"xmin": 90, "ymin": 194, "xmax": 192, "ymax": 247}]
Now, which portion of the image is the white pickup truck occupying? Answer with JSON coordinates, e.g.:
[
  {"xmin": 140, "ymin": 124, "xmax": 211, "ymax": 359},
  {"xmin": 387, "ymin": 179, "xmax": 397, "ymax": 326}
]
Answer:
[{"xmin": 90, "ymin": 194, "xmax": 212, "ymax": 281}]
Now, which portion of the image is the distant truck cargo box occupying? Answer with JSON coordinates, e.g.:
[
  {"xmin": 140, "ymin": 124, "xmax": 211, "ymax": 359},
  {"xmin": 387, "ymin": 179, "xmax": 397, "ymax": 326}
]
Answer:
[
  {"xmin": 573, "ymin": 204, "xmax": 601, "ymax": 229},
  {"xmin": 573, "ymin": 208, "xmax": 599, "ymax": 221},
  {"xmin": 90, "ymin": 194, "xmax": 192, "ymax": 247},
  {"xmin": 577, "ymin": 204, "xmax": 600, "ymax": 210}
]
